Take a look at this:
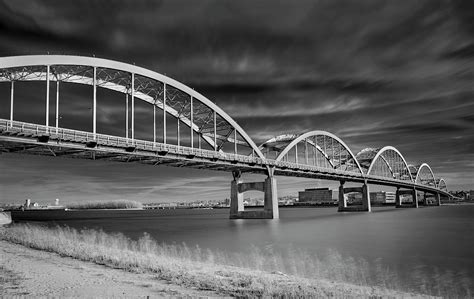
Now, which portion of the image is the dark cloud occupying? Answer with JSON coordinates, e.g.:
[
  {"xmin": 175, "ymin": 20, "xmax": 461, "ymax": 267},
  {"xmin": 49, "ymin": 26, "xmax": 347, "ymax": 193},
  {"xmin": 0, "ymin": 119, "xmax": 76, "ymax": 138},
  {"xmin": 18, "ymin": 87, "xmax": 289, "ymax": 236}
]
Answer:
[
  {"xmin": 442, "ymin": 43, "xmax": 474, "ymax": 60},
  {"xmin": 187, "ymin": 77, "xmax": 390, "ymax": 96}
]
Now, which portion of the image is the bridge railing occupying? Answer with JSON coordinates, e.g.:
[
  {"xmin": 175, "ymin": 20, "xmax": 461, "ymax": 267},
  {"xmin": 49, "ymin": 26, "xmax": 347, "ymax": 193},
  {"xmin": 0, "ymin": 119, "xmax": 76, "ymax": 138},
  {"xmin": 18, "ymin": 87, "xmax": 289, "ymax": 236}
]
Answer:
[
  {"xmin": 0, "ymin": 119, "xmax": 265, "ymax": 165},
  {"xmin": 369, "ymin": 174, "xmax": 413, "ymax": 184},
  {"xmin": 369, "ymin": 173, "xmax": 445, "ymax": 194},
  {"xmin": 269, "ymin": 159, "xmax": 363, "ymax": 178},
  {"xmin": 267, "ymin": 160, "xmax": 444, "ymax": 192},
  {"xmin": 0, "ymin": 119, "xmax": 449, "ymax": 194}
]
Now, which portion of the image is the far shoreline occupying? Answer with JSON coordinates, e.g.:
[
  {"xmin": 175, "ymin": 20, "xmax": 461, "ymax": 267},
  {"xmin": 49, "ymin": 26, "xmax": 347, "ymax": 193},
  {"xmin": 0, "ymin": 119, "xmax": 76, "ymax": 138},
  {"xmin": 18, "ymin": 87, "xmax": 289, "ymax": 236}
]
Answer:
[{"xmin": 6, "ymin": 202, "xmax": 473, "ymax": 223}]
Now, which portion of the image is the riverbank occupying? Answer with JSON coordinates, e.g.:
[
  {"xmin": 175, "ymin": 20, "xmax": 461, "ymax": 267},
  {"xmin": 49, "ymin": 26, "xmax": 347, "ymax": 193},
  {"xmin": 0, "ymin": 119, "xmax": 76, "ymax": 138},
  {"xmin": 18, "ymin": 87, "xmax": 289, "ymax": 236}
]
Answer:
[
  {"xmin": 0, "ymin": 240, "xmax": 220, "ymax": 297},
  {"xmin": 0, "ymin": 224, "xmax": 428, "ymax": 298}
]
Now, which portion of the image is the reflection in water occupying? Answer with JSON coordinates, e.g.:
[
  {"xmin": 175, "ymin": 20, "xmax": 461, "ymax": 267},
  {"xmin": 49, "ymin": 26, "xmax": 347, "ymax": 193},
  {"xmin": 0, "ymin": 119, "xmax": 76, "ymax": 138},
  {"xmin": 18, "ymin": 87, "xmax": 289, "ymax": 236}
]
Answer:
[{"xmin": 267, "ymin": 218, "xmax": 281, "ymax": 241}]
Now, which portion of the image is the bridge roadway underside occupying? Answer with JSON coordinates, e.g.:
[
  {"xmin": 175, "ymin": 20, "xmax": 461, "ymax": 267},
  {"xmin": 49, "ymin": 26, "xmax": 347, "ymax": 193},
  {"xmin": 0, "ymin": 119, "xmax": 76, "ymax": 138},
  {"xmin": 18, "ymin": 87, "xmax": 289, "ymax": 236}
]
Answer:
[
  {"xmin": 0, "ymin": 133, "xmax": 445, "ymax": 195},
  {"xmin": 0, "ymin": 128, "xmax": 368, "ymax": 184},
  {"xmin": 0, "ymin": 135, "xmax": 262, "ymax": 173},
  {"xmin": 2, "ymin": 134, "xmax": 407, "ymax": 185},
  {"xmin": 0, "ymin": 134, "xmax": 366, "ymax": 182}
]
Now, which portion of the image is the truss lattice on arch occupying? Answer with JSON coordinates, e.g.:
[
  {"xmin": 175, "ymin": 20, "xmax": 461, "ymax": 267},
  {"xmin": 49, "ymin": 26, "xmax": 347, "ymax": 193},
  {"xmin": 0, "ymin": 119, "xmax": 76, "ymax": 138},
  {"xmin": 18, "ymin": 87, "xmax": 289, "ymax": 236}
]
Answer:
[
  {"xmin": 259, "ymin": 131, "xmax": 363, "ymax": 174},
  {"xmin": 0, "ymin": 55, "xmax": 265, "ymax": 159}
]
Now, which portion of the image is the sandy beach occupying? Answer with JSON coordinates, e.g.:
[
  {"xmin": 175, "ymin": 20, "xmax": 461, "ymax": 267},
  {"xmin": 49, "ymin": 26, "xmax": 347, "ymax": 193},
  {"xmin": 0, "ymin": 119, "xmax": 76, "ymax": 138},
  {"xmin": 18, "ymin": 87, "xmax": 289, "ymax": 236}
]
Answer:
[{"xmin": 0, "ymin": 240, "xmax": 220, "ymax": 298}]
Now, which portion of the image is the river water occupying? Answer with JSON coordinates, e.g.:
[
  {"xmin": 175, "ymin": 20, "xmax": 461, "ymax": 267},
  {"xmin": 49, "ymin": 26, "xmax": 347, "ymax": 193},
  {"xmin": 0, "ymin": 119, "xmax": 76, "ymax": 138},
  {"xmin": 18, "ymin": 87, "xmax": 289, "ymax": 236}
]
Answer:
[{"xmin": 16, "ymin": 204, "xmax": 474, "ymax": 295}]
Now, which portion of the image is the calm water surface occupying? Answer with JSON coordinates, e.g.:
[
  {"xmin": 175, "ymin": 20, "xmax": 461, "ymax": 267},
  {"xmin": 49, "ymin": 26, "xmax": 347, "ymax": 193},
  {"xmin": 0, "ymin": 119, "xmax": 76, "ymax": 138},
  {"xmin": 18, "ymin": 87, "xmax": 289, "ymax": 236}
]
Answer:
[{"xmin": 29, "ymin": 205, "xmax": 474, "ymax": 290}]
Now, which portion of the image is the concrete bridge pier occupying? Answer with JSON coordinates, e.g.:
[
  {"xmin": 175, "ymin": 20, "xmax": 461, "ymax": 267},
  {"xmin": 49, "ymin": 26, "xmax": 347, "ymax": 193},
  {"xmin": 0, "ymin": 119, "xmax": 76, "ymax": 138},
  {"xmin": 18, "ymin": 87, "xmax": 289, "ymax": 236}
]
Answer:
[
  {"xmin": 230, "ymin": 169, "xmax": 279, "ymax": 219},
  {"xmin": 338, "ymin": 180, "xmax": 371, "ymax": 212},
  {"xmin": 230, "ymin": 171, "xmax": 244, "ymax": 215},
  {"xmin": 396, "ymin": 187, "xmax": 418, "ymax": 208},
  {"xmin": 435, "ymin": 192, "xmax": 441, "ymax": 206}
]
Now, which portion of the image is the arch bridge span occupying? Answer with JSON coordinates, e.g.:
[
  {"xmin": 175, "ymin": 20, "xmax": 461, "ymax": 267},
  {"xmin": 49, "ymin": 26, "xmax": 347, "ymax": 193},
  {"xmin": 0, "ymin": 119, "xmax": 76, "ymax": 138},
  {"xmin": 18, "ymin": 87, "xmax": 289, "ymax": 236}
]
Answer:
[{"xmin": 0, "ymin": 55, "xmax": 451, "ymax": 219}]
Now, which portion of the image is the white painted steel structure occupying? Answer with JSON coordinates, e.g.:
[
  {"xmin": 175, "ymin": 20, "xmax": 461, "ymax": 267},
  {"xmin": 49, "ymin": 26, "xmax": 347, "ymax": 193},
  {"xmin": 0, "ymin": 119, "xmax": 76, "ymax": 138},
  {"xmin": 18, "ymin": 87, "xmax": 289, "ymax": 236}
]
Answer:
[
  {"xmin": 0, "ymin": 55, "xmax": 264, "ymax": 160},
  {"xmin": 0, "ymin": 55, "xmax": 451, "ymax": 217}
]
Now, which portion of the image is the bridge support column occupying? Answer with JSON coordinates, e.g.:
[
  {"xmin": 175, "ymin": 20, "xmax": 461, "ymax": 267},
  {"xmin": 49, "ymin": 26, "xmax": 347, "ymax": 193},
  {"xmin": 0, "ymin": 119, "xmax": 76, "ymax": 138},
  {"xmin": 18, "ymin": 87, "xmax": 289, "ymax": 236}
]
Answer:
[
  {"xmin": 338, "ymin": 181, "xmax": 371, "ymax": 212},
  {"xmin": 264, "ymin": 172, "xmax": 279, "ymax": 219},
  {"xmin": 395, "ymin": 187, "xmax": 401, "ymax": 207},
  {"xmin": 230, "ymin": 169, "xmax": 278, "ymax": 219},
  {"xmin": 338, "ymin": 181, "xmax": 347, "ymax": 210},
  {"xmin": 435, "ymin": 192, "xmax": 441, "ymax": 206},
  {"xmin": 230, "ymin": 171, "xmax": 244, "ymax": 215},
  {"xmin": 423, "ymin": 192, "xmax": 427, "ymax": 206},
  {"xmin": 362, "ymin": 182, "xmax": 371, "ymax": 212},
  {"xmin": 413, "ymin": 188, "xmax": 419, "ymax": 208},
  {"xmin": 10, "ymin": 81, "xmax": 14, "ymax": 127},
  {"xmin": 45, "ymin": 65, "xmax": 50, "ymax": 129}
]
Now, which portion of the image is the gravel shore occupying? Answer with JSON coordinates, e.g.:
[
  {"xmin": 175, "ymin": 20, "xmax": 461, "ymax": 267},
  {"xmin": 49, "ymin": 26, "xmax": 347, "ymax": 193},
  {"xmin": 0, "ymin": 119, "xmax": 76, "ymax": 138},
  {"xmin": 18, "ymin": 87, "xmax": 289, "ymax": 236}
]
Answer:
[{"xmin": 0, "ymin": 240, "xmax": 221, "ymax": 297}]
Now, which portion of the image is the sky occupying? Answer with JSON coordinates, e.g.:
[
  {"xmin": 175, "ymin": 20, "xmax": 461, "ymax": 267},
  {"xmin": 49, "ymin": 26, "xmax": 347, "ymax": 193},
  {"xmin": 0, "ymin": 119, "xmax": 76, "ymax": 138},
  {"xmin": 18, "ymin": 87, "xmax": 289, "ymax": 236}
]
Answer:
[{"xmin": 0, "ymin": 0, "xmax": 473, "ymax": 204}]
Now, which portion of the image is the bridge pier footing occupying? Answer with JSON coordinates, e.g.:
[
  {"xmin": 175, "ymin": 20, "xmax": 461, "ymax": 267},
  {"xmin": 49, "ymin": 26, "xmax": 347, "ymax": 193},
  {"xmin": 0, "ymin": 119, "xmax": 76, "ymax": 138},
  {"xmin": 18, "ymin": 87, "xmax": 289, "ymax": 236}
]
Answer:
[
  {"xmin": 396, "ymin": 187, "xmax": 418, "ymax": 208},
  {"xmin": 230, "ymin": 169, "xmax": 279, "ymax": 219},
  {"xmin": 338, "ymin": 181, "xmax": 371, "ymax": 212}
]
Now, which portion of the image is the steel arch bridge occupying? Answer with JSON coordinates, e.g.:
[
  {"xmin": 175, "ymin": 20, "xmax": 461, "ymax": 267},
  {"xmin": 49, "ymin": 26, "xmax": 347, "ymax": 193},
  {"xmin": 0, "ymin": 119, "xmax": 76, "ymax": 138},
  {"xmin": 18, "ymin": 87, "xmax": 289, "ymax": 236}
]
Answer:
[{"xmin": 0, "ymin": 55, "xmax": 451, "ymax": 219}]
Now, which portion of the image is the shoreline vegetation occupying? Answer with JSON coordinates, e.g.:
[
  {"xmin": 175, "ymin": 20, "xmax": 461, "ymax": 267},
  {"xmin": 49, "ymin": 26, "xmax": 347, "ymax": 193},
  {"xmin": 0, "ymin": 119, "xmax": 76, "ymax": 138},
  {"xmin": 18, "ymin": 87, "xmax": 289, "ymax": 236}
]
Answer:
[
  {"xmin": 3, "ymin": 200, "xmax": 472, "ymax": 212},
  {"xmin": 65, "ymin": 200, "xmax": 143, "ymax": 210},
  {"xmin": 1, "ymin": 224, "xmax": 469, "ymax": 297}
]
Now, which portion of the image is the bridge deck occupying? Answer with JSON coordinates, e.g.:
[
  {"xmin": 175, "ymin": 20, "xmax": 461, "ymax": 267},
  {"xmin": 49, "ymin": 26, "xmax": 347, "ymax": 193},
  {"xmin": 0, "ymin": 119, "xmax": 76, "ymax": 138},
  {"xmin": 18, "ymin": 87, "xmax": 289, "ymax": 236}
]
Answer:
[{"xmin": 0, "ymin": 119, "xmax": 448, "ymax": 197}]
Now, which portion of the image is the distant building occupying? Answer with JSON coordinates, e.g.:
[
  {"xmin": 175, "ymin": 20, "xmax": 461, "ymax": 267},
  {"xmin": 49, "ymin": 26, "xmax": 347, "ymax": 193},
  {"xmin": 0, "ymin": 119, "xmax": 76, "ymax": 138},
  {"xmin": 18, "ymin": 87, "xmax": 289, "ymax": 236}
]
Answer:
[
  {"xmin": 346, "ymin": 192, "xmax": 362, "ymax": 204},
  {"xmin": 278, "ymin": 196, "xmax": 296, "ymax": 206},
  {"xmin": 244, "ymin": 198, "xmax": 263, "ymax": 206},
  {"xmin": 25, "ymin": 199, "xmax": 31, "ymax": 208},
  {"xmin": 400, "ymin": 194, "xmax": 413, "ymax": 203},
  {"xmin": 223, "ymin": 198, "xmax": 230, "ymax": 206},
  {"xmin": 369, "ymin": 191, "xmax": 396, "ymax": 204},
  {"xmin": 462, "ymin": 191, "xmax": 469, "ymax": 200},
  {"xmin": 385, "ymin": 192, "xmax": 396, "ymax": 203},
  {"xmin": 370, "ymin": 192, "xmax": 385, "ymax": 204},
  {"xmin": 298, "ymin": 188, "xmax": 333, "ymax": 204}
]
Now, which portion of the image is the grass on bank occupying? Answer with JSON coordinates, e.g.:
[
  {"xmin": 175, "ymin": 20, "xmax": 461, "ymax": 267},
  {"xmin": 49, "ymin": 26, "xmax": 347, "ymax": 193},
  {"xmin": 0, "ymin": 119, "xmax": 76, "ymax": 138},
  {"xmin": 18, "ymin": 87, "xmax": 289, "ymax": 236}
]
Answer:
[
  {"xmin": 0, "ymin": 224, "xmax": 470, "ymax": 298},
  {"xmin": 66, "ymin": 200, "xmax": 142, "ymax": 210}
]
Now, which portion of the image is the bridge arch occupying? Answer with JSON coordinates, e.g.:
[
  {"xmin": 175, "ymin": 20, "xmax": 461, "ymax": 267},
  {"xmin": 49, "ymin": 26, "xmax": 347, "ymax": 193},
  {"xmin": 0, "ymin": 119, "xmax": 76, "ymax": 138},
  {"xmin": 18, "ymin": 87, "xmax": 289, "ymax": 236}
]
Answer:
[
  {"xmin": 361, "ymin": 146, "xmax": 413, "ymax": 181},
  {"xmin": 0, "ymin": 55, "xmax": 266, "ymax": 160},
  {"xmin": 260, "ymin": 131, "xmax": 364, "ymax": 174},
  {"xmin": 413, "ymin": 163, "xmax": 437, "ymax": 187},
  {"xmin": 437, "ymin": 178, "xmax": 447, "ymax": 191}
]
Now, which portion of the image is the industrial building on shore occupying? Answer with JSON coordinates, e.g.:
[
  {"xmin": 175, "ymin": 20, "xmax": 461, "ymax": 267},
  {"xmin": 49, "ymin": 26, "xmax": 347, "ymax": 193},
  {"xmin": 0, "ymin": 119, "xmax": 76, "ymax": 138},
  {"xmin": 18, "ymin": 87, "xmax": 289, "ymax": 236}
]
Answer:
[
  {"xmin": 297, "ymin": 188, "xmax": 396, "ymax": 205},
  {"xmin": 297, "ymin": 188, "xmax": 335, "ymax": 205}
]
